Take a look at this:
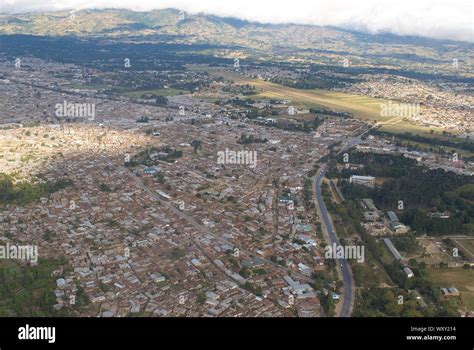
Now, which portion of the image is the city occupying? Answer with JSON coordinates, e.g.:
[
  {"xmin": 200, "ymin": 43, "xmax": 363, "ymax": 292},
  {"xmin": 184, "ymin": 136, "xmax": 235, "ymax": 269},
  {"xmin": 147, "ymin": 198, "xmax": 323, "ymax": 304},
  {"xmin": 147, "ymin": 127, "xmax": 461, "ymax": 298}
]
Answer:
[{"xmin": 0, "ymin": 0, "xmax": 472, "ymax": 346}]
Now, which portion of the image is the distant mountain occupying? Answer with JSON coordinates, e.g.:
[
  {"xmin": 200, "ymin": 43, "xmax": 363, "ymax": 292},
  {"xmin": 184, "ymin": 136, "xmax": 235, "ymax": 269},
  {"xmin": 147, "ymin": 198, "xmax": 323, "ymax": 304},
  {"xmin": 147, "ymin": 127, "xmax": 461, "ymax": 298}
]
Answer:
[{"xmin": 0, "ymin": 8, "xmax": 472, "ymax": 68}]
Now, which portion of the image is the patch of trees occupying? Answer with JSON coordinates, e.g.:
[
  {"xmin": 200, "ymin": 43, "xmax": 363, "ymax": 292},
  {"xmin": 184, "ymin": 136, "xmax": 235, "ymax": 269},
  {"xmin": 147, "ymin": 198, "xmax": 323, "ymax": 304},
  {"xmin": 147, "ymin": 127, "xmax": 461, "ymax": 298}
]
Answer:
[
  {"xmin": 0, "ymin": 173, "xmax": 73, "ymax": 206},
  {"xmin": 392, "ymin": 235, "xmax": 420, "ymax": 253},
  {"xmin": 271, "ymin": 75, "xmax": 358, "ymax": 90},
  {"xmin": 303, "ymin": 178, "xmax": 314, "ymax": 209},
  {"xmin": 237, "ymin": 133, "xmax": 268, "ymax": 144},
  {"xmin": 355, "ymin": 287, "xmax": 435, "ymax": 317},
  {"xmin": 309, "ymin": 108, "xmax": 352, "ymax": 119},
  {"xmin": 0, "ymin": 258, "xmax": 69, "ymax": 316},
  {"xmin": 242, "ymin": 282, "xmax": 262, "ymax": 296},
  {"xmin": 125, "ymin": 146, "xmax": 183, "ymax": 167},
  {"xmin": 401, "ymin": 209, "xmax": 470, "ymax": 235},
  {"xmin": 338, "ymin": 151, "xmax": 416, "ymax": 178},
  {"xmin": 140, "ymin": 94, "xmax": 168, "ymax": 106},
  {"xmin": 339, "ymin": 152, "xmax": 473, "ymax": 235},
  {"xmin": 370, "ymin": 130, "xmax": 474, "ymax": 153}
]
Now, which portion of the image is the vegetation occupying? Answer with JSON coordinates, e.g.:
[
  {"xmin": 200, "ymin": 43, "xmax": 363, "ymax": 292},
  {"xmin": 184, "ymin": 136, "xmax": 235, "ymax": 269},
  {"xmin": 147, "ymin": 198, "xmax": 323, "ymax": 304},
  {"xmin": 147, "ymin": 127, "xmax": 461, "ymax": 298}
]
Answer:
[
  {"xmin": 0, "ymin": 173, "xmax": 73, "ymax": 206},
  {"xmin": 237, "ymin": 133, "xmax": 268, "ymax": 145},
  {"xmin": 371, "ymin": 129, "xmax": 474, "ymax": 153},
  {"xmin": 0, "ymin": 258, "xmax": 69, "ymax": 316},
  {"xmin": 125, "ymin": 146, "xmax": 183, "ymax": 167},
  {"xmin": 339, "ymin": 152, "xmax": 474, "ymax": 235}
]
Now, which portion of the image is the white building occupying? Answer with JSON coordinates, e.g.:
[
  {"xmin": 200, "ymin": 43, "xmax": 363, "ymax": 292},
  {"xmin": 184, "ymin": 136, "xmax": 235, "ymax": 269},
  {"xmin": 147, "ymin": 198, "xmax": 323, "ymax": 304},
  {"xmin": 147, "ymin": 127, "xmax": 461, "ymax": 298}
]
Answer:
[{"xmin": 349, "ymin": 175, "xmax": 375, "ymax": 187}]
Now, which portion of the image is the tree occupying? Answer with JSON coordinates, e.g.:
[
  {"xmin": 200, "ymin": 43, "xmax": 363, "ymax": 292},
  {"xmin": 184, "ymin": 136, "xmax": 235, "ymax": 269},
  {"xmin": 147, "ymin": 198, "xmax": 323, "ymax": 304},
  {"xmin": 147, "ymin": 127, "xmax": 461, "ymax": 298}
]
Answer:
[{"xmin": 190, "ymin": 140, "xmax": 202, "ymax": 154}]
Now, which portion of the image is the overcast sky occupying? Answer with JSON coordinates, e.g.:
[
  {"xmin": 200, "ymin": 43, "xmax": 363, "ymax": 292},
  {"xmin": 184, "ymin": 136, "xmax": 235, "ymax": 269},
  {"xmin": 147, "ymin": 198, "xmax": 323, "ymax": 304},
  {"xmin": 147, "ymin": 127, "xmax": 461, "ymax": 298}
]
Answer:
[{"xmin": 1, "ymin": 0, "xmax": 473, "ymax": 42}]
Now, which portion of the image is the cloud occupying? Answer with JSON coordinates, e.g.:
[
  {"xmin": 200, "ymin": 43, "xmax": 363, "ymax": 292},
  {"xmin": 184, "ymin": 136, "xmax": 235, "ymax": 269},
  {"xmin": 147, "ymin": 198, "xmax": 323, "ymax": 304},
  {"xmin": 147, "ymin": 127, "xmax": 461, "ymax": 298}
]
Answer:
[{"xmin": 1, "ymin": 0, "xmax": 473, "ymax": 42}]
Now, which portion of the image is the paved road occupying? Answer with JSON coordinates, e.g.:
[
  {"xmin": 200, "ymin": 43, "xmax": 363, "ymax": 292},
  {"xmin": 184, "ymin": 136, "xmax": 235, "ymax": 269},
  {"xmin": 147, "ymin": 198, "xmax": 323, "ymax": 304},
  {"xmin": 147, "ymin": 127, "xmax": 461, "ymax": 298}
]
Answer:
[{"xmin": 314, "ymin": 165, "xmax": 354, "ymax": 317}]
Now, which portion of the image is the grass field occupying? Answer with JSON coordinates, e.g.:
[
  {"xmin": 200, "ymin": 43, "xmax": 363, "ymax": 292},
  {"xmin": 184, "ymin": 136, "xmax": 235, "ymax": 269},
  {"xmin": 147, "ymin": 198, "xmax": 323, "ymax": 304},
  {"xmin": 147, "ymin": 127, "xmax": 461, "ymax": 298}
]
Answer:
[
  {"xmin": 426, "ymin": 267, "xmax": 474, "ymax": 311},
  {"xmin": 209, "ymin": 69, "xmax": 389, "ymax": 121}
]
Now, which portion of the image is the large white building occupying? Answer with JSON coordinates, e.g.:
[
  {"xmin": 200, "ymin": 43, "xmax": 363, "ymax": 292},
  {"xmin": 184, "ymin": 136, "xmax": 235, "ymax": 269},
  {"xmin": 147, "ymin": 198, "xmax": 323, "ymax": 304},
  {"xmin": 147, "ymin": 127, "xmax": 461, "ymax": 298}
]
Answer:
[{"xmin": 349, "ymin": 175, "xmax": 375, "ymax": 187}]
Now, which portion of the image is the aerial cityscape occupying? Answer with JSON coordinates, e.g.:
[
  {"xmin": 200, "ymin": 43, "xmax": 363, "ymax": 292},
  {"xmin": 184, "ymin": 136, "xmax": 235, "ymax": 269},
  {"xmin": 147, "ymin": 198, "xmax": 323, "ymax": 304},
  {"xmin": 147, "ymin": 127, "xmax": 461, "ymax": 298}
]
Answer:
[{"xmin": 0, "ymin": 0, "xmax": 472, "ymax": 342}]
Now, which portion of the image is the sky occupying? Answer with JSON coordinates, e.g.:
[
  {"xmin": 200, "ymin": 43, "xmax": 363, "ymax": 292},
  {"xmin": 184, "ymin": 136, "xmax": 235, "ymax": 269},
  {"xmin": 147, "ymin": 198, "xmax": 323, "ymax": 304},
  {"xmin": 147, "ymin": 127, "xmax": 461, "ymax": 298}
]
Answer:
[{"xmin": 0, "ymin": 0, "xmax": 473, "ymax": 42}]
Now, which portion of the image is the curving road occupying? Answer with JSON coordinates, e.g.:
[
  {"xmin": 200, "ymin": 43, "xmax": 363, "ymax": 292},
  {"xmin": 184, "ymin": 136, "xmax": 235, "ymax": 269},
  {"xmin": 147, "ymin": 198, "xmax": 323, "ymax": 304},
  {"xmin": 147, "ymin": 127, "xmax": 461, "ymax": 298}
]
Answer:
[{"xmin": 314, "ymin": 165, "xmax": 354, "ymax": 317}]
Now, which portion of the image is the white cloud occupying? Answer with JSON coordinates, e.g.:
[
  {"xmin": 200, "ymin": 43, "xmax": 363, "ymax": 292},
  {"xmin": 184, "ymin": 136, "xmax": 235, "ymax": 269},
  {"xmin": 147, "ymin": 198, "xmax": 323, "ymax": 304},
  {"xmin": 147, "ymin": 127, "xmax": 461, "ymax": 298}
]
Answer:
[{"xmin": 1, "ymin": 0, "xmax": 473, "ymax": 42}]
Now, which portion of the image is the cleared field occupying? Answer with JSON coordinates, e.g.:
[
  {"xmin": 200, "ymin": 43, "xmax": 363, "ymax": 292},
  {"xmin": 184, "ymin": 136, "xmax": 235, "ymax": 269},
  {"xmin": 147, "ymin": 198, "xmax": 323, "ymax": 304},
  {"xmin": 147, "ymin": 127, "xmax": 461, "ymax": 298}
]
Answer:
[
  {"xmin": 456, "ymin": 239, "xmax": 474, "ymax": 256},
  {"xmin": 427, "ymin": 267, "xmax": 474, "ymax": 288},
  {"xmin": 426, "ymin": 267, "xmax": 474, "ymax": 311},
  {"xmin": 209, "ymin": 69, "xmax": 389, "ymax": 121},
  {"xmin": 418, "ymin": 239, "xmax": 452, "ymax": 265}
]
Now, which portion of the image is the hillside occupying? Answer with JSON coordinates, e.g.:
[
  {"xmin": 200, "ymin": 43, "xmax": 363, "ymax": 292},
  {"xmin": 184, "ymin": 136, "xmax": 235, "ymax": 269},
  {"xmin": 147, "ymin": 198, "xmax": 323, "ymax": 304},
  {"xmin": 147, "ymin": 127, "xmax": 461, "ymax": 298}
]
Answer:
[{"xmin": 1, "ymin": 8, "xmax": 472, "ymax": 73}]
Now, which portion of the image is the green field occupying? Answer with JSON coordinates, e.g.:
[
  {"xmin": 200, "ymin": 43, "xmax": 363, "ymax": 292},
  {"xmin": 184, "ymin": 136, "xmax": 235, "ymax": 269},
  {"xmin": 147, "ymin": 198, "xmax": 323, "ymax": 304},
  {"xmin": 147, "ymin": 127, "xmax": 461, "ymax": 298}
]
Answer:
[{"xmin": 426, "ymin": 267, "xmax": 474, "ymax": 311}]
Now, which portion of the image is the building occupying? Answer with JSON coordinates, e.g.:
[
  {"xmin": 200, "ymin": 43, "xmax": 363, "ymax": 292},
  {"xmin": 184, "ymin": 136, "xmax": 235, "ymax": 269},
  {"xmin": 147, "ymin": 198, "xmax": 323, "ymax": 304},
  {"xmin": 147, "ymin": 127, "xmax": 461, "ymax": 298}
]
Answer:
[
  {"xmin": 441, "ymin": 287, "xmax": 460, "ymax": 297},
  {"xmin": 387, "ymin": 211, "xmax": 399, "ymax": 222},
  {"xmin": 362, "ymin": 198, "xmax": 378, "ymax": 211},
  {"xmin": 403, "ymin": 267, "xmax": 414, "ymax": 278},
  {"xmin": 363, "ymin": 211, "xmax": 380, "ymax": 222},
  {"xmin": 349, "ymin": 175, "xmax": 375, "ymax": 187},
  {"xmin": 383, "ymin": 238, "xmax": 403, "ymax": 261},
  {"xmin": 390, "ymin": 222, "xmax": 409, "ymax": 234},
  {"xmin": 428, "ymin": 211, "xmax": 451, "ymax": 219}
]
